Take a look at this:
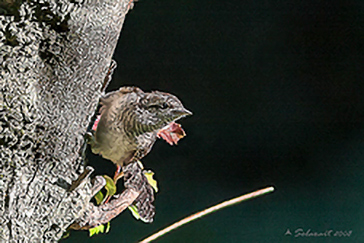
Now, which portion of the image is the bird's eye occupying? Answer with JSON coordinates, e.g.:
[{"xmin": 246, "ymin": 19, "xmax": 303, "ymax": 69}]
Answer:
[
  {"xmin": 148, "ymin": 105, "xmax": 160, "ymax": 109},
  {"xmin": 147, "ymin": 102, "xmax": 169, "ymax": 110},
  {"xmin": 161, "ymin": 102, "xmax": 169, "ymax": 109}
]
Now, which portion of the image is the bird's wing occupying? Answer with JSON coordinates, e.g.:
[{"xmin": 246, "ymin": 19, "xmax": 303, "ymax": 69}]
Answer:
[
  {"xmin": 99, "ymin": 89, "xmax": 121, "ymax": 106},
  {"xmin": 100, "ymin": 86, "xmax": 143, "ymax": 106}
]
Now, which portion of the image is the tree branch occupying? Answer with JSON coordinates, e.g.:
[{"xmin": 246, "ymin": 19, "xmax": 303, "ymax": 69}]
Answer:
[{"xmin": 140, "ymin": 186, "xmax": 275, "ymax": 243}]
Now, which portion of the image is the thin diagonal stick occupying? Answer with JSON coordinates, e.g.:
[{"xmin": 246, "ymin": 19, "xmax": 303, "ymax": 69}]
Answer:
[{"xmin": 139, "ymin": 186, "xmax": 275, "ymax": 243}]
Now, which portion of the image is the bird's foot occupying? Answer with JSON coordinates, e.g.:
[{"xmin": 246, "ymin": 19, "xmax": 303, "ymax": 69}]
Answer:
[
  {"xmin": 103, "ymin": 166, "xmax": 124, "ymax": 204},
  {"xmin": 113, "ymin": 171, "xmax": 124, "ymax": 184},
  {"xmin": 113, "ymin": 165, "xmax": 124, "ymax": 183}
]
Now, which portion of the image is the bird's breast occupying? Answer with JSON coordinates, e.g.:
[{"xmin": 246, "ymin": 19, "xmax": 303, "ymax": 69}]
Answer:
[{"xmin": 93, "ymin": 128, "xmax": 137, "ymax": 166}]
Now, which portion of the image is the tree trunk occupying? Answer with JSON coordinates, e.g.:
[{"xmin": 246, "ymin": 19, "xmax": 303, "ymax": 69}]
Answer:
[{"xmin": 0, "ymin": 0, "xmax": 136, "ymax": 241}]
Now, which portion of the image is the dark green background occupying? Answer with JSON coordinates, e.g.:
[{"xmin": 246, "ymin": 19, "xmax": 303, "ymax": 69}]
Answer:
[{"xmin": 65, "ymin": 0, "xmax": 364, "ymax": 242}]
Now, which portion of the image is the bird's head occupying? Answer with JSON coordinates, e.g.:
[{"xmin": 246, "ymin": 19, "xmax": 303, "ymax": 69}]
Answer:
[{"xmin": 136, "ymin": 90, "xmax": 192, "ymax": 132}]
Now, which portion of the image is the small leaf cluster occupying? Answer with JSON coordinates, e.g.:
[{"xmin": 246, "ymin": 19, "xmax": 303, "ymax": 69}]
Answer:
[{"xmin": 89, "ymin": 170, "xmax": 158, "ymax": 236}]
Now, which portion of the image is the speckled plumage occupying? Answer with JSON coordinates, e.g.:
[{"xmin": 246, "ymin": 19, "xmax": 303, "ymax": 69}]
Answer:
[{"xmin": 90, "ymin": 86, "xmax": 191, "ymax": 167}]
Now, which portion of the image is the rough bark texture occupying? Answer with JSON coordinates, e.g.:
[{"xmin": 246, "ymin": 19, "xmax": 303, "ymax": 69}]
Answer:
[{"xmin": 0, "ymin": 0, "xmax": 135, "ymax": 241}]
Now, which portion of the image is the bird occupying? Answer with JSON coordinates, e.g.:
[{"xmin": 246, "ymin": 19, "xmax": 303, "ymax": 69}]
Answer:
[{"xmin": 88, "ymin": 86, "xmax": 192, "ymax": 182}]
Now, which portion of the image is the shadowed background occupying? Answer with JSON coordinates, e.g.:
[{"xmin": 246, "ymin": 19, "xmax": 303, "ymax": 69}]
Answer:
[{"xmin": 65, "ymin": 0, "xmax": 364, "ymax": 242}]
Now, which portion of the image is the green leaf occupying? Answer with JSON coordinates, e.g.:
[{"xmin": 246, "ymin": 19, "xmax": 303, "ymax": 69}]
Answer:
[
  {"xmin": 62, "ymin": 230, "xmax": 70, "ymax": 239},
  {"xmin": 105, "ymin": 222, "xmax": 111, "ymax": 233},
  {"xmin": 144, "ymin": 170, "xmax": 158, "ymax": 192},
  {"xmin": 128, "ymin": 205, "xmax": 140, "ymax": 220},
  {"xmin": 103, "ymin": 175, "xmax": 117, "ymax": 198},
  {"xmin": 89, "ymin": 224, "xmax": 105, "ymax": 237},
  {"xmin": 94, "ymin": 191, "xmax": 104, "ymax": 205}
]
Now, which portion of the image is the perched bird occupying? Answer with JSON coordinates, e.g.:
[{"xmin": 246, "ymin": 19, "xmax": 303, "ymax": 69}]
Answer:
[{"xmin": 88, "ymin": 86, "xmax": 192, "ymax": 181}]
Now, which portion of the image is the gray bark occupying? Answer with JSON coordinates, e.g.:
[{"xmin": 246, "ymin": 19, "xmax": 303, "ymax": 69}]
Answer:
[{"xmin": 0, "ymin": 0, "xmax": 136, "ymax": 241}]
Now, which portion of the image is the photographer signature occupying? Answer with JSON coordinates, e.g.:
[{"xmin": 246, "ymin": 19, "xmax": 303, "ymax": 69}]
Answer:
[{"xmin": 284, "ymin": 228, "xmax": 352, "ymax": 237}]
